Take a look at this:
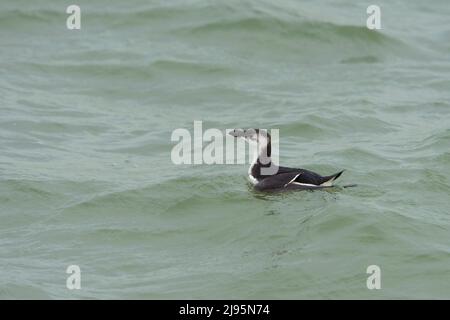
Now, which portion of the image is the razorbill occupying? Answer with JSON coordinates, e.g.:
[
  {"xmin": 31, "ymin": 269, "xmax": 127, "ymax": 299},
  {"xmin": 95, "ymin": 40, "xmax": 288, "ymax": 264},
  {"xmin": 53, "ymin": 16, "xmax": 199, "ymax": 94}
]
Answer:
[{"xmin": 229, "ymin": 128, "xmax": 344, "ymax": 191}]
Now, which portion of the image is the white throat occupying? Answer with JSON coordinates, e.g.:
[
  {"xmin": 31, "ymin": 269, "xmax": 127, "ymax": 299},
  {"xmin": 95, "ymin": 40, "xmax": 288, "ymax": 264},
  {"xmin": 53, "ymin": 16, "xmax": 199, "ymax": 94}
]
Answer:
[{"xmin": 247, "ymin": 136, "xmax": 271, "ymax": 185}]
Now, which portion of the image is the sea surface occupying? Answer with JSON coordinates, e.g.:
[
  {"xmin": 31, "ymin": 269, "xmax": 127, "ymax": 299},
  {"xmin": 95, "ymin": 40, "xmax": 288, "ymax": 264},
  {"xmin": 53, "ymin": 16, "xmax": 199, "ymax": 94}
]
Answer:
[{"xmin": 1, "ymin": 0, "xmax": 450, "ymax": 299}]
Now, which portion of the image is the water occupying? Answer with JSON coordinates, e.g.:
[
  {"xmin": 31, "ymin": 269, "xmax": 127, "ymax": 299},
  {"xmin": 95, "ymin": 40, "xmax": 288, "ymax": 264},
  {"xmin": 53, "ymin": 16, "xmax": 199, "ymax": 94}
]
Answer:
[{"xmin": 1, "ymin": 0, "xmax": 449, "ymax": 299}]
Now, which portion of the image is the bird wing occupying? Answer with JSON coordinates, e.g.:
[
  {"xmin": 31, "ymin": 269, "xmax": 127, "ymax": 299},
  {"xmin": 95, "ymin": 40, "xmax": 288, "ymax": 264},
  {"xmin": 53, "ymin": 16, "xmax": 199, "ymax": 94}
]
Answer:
[
  {"xmin": 256, "ymin": 166, "xmax": 344, "ymax": 191},
  {"xmin": 255, "ymin": 172, "xmax": 326, "ymax": 191},
  {"xmin": 254, "ymin": 172, "xmax": 302, "ymax": 191},
  {"xmin": 277, "ymin": 166, "xmax": 326, "ymax": 185}
]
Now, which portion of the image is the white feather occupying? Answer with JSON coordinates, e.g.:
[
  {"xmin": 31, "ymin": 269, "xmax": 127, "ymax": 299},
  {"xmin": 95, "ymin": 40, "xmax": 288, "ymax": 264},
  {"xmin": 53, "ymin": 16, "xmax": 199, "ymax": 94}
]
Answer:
[
  {"xmin": 248, "ymin": 154, "xmax": 259, "ymax": 185},
  {"xmin": 320, "ymin": 177, "xmax": 335, "ymax": 187},
  {"xmin": 292, "ymin": 182, "xmax": 320, "ymax": 187},
  {"xmin": 284, "ymin": 173, "xmax": 301, "ymax": 187}
]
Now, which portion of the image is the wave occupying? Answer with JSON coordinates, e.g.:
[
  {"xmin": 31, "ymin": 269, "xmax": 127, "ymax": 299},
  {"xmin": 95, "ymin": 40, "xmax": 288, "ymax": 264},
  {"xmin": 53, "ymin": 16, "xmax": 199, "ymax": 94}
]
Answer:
[
  {"xmin": 178, "ymin": 16, "xmax": 411, "ymax": 63},
  {"xmin": 1, "ymin": 3, "xmax": 414, "ymax": 65}
]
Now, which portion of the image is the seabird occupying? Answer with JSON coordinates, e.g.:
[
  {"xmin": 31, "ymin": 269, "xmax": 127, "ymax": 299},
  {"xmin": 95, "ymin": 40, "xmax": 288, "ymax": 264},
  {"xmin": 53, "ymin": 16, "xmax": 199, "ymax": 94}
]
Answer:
[{"xmin": 229, "ymin": 128, "xmax": 344, "ymax": 191}]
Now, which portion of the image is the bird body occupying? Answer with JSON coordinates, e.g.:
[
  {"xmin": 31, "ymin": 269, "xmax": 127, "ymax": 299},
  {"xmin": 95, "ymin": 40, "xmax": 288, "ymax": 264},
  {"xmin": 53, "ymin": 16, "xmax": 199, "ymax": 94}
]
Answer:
[{"xmin": 229, "ymin": 128, "xmax": 344, "ymax": 191}]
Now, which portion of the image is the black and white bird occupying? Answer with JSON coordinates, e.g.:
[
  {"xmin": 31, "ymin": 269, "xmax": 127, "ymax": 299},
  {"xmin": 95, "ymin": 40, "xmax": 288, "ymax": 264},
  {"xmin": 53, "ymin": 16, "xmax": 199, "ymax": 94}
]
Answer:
[{"xmin": 229, "ymin": 128, "xmax": 344, "ymax": 191}]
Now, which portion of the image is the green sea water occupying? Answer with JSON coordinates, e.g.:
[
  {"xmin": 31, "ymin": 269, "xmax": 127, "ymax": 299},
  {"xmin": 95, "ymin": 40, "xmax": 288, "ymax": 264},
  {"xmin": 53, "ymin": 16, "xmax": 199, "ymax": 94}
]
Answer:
[{"xmin": 1, "ymin": 0, "xmax": 450, "ymax": 299}]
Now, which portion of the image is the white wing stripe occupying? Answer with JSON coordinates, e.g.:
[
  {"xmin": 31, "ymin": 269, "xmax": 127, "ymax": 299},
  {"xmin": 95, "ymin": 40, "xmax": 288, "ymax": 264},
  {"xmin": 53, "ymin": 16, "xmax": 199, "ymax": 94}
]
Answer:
[
  {"xmin": 284, "ymin": 173, "xmax": 301, "ymax": 187},
  {"xmin": 292, "ymin": 182, "xmax": 320, "ymax": 187}
]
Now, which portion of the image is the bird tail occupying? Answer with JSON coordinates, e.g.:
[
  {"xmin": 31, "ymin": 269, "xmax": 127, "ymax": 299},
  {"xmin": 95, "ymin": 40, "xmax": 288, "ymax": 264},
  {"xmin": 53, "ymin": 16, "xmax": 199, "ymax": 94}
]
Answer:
[{"xmin": 320, "ymin": 170, "xmax": 345, "ymax": 187}]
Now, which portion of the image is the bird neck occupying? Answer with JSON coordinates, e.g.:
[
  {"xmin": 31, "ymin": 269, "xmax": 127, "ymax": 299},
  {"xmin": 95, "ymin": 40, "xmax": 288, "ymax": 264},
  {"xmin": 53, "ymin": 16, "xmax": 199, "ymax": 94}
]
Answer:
[{"xmin": 256, "ymin": 139, "xmax": 271, "ymax": 167}]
